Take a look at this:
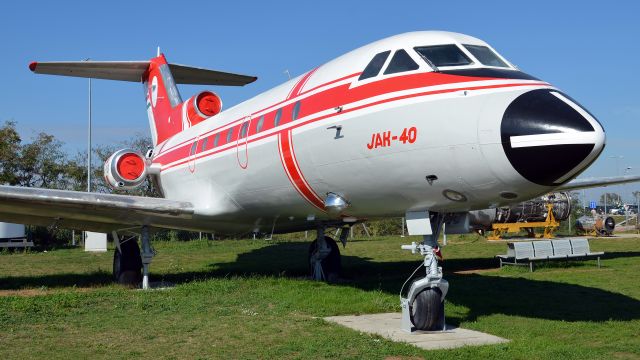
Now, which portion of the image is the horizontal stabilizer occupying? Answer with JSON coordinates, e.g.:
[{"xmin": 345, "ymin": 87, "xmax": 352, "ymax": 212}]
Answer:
[{"xmin": 29, "ymin": 60, "xmax": 257, "ymax": 86}]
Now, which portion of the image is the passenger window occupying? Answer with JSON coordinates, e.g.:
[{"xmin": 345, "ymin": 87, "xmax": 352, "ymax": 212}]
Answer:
[
  {"xmin": 201, "ymin": 137, "xmax": 208, "ymax": 152},
  {"xmin": 292, "ymin": 101, "xmax": 301, "ymax": 121},
  {"xmin": 240, "ymin": 121, "xmax": 249, "ymax": 138},
  {"xmin": 226, "ymin": 127, "xmax": 234, "ymax": 143},
  {"xmin": 359, "ymin": 50, "xmax": 391, "ymax": 80},
  {"xmin": 384, "ymin": 49, "xmax": 419, "ymax": 75},
  {"xmin": 213, "ymin": 133, "xmax": 220, "ymax": 147},
  {"xmin": 256, "ymin": 115, "xmax": 265, "ymax": 133},
  {"xmin": 274, "ymin": 109, "xmax": 282, "ymax": 127},
  {"xmin": 190, "ymin": 141, "xmax": 197, "ymax": 155},
  {"xmin": 463, "ymin": 45, "xmax": 509, "ymax": 68},
  {"xmin": 414, "ymin": 45, "xmax": 472, "ymax": 67}
]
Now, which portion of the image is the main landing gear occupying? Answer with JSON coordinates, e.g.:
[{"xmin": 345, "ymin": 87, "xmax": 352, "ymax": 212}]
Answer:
[
  {"xmin": 308, "ymin": 224, "xmax": 349, "ymax": 282},
  {"xmin": 112, "ymin": 226, "xmax": 155, "ymax": 289},
  {"xmin": 400, "ymin": 212, "xmax": 448, "ymax": 332}
]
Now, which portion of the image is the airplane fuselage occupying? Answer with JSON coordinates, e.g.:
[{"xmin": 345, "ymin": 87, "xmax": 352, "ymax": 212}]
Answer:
[{"xmin": 149, "ymin": 32, "xmax": 605, "ymax": 234}]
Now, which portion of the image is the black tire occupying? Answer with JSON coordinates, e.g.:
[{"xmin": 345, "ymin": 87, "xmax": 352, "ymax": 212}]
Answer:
[
  {"xmin": 411, "ymin": 287, "xmax": 443, "ymax": 331},
  {"xmin": 308, "ymin": 236, "xmax": 341, "ymax": 282},
  {"xmin": 113, "ymin": 239, "xmax": 142, "ymax": 287}
]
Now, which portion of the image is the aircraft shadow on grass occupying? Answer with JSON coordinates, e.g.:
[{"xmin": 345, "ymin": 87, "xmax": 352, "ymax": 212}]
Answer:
[{"xmin": 1, "ymin": 240, "xmax": 639, "ymax": 324}]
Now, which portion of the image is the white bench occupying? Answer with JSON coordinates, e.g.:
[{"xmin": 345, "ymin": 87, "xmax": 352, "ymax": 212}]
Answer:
[
  {"xmin": 0, "ymin": 237, "xmax": 34, "ymax": 249},
  {"xmin": 497, "ymin": 238, "xmax": 603, "ymax": 271}
]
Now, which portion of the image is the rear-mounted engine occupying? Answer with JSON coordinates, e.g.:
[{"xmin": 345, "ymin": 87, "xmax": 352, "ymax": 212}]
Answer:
[
  {"xmin": 184, "ymin": 91, "xmax": 222, "ymax": 126},
  {"xmin": 103, "ymin": 149, "xmax": 148, "ymax": 190}
]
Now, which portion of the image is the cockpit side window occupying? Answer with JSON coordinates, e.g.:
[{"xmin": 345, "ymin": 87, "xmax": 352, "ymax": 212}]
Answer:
[
  {"xmin": 359, "ymin": 50, "xmax": 391, "ymax": 81},
  {"xmin": 383, "ymin": 49, "xmax": 419, "ymax": 75},
  {"xmin": 414, "ymin": 45, "xmax": 472, "ymax": 67},
  {"xmin": 463, "ymin": 45, "xmax": 509, "ymax": 68}
]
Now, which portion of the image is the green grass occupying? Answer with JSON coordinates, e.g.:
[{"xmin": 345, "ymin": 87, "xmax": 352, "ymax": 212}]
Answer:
[{"xmin": 1, "ymin": 235, "xmax": 639, "ymax": 359}]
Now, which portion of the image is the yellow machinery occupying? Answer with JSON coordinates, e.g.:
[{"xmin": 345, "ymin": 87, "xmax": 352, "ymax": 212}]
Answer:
[{"xmin": 487, "ymin": 203, "xmax": 559, "ymax": 240}]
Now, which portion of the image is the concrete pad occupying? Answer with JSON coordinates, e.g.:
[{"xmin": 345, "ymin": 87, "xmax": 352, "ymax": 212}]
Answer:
[{"xmin": 324, "ymin": 312, "xmax": 509, "ymax": 350}]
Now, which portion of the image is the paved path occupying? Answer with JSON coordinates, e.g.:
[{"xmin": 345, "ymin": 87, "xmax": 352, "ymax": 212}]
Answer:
[{"xmin": 325, "ymin": 312, "xmax": 508, "ymax": 350}]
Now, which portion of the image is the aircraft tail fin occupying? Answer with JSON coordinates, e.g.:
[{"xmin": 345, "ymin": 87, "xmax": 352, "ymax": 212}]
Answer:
[{"xmin": 29, "ymin": 56, "xmax": 257, "ymax": 145}]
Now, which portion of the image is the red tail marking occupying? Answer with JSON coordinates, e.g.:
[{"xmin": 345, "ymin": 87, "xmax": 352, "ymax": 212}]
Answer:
[{"xmin": 145, "ymin": 54, "xmax": 185, "ymax": 145}]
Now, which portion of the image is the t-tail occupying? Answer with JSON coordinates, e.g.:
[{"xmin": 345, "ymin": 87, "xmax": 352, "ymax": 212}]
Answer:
[{"xmin": 29, "ymin": 54, "xmax": 257, "ymax": 146}]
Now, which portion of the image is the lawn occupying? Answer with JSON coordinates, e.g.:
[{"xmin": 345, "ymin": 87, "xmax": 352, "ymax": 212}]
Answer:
[{"xmin": 0, "ymin": 235, "xmax": 639, "ymax": 359}]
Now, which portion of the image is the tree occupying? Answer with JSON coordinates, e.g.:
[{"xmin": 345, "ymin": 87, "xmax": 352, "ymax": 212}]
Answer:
[
  {"xmin": 0, "ymin": 121, "xmax": 70, "ymax": 189},
  {"xmin": 0, "ymin": 120, "xmax": 22, "ymax": 185},
  {"xmin": 599, "ymin": 192, "xmax": 623, "ymax": 207},
  {"xmin": 16, "ymin": 132, "xmax": 68, "ymax": 189}
]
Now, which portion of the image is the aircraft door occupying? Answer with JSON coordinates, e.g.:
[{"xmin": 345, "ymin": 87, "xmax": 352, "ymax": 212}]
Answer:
[{"xmin": 236, "ymin": 116, "xmax": 251, "ymax": 169}]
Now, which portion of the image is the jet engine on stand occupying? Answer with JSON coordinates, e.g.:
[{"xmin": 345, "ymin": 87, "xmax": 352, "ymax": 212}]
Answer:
[{"xmin": 468, "ymin": 192, "xmax": 572, "ymax": 239}]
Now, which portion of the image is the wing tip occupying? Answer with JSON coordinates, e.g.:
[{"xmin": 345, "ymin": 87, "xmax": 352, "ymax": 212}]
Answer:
[{"xmin": 28, "ymin": 61, "xmax": 37, "ymax": 72}]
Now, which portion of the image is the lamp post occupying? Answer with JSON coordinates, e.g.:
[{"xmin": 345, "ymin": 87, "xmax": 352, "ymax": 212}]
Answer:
[
  {"xmin": 605, "ymin": 155, "xmax": 624, "ymax": 215},
  {"xmin": 624, "ymin": 167, "xmax": 632, "ymax": 221},
  {"xmin": 609, "ymin": 155, "xmax": 624, "ymax": 175},
  {"xmin": 80, "ymin": 58, "xmax": 92, "ymax": 248},
  {"xmin": 84, "ymin": 58, "xmax": 92, "ymax": 193}
]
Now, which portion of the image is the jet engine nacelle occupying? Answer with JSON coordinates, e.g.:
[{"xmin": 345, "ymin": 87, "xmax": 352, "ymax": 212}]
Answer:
[
  {"xmin": 185, "ymin": 91, "xmax": 222, "ymax": 126},
  {"xmin": 103, "ymin": 149, "xmax": 148, "ymax": 190}
]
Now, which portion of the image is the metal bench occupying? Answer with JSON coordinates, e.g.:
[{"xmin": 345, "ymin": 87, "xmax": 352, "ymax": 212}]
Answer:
[
  {"xmin": 497, "ymin": 238, "xmax": 603, "ymax": 271},
  {"xmin": 0, "ymin": 237, "xmax": 33, "ymax": 249},
  {"xmin": 569, "ymin": 238, "xmax": 604, "ymax": 267}
]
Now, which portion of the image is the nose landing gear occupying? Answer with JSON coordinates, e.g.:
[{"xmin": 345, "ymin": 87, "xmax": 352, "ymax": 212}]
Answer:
[{"xmin": 401, "ymin": 213, "xmax": 448, "ymax": 332}]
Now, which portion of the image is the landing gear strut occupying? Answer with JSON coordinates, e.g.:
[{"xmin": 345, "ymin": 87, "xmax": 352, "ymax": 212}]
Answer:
[
  {"xmin": 308, "ymin": 225, "xmax": 346, "ymax": 282},
  {"xmin": 400, "ymin": 212, "xmax": 448, "ymax": 332},
  {"xmin": 112, "ymin": 226, "xmax": 155, "ymax": 289}
]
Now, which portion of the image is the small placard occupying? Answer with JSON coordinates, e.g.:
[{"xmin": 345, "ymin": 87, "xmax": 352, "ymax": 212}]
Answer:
[
  {"xmin": 405, "ymin": 211, "xmax": 433, "ymax": 235},
  {"xmin": 84, "ymin": 231, "xmax": 107, "ymax": 252}
]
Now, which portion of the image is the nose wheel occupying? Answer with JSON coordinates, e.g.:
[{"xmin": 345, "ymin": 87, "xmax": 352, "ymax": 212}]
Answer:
[{"xmin": 410, "ymin": 287, "xmax": 445, "ymax": 331}]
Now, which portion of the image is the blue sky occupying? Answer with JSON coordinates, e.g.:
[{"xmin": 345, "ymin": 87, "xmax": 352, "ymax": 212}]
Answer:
[{"xmin": 1, "ymin": 0, "xmax": 639, "ymax": 204}]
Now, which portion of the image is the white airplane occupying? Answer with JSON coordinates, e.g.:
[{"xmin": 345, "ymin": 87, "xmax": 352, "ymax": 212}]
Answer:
[{"xmin": 3, "ymin": 31, "xmax": 639, "ymax": 330}]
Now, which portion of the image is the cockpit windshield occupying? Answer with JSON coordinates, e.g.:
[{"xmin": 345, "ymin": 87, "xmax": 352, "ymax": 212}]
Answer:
[
  {"xmin": 463, "ymin": 45, "xmax": 509, "ymax": 68},
  {"xmin": 414, "ymin": 45, "xmax": 472, "ymax": 67}
]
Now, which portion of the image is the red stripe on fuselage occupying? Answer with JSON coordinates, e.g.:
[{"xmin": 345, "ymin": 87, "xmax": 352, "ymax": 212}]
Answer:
[
  {"xmin": 155, "ymin": 80, "xmax": 549, "ymax": 170},
  {"xmin": 287, "ymin": 68, "xmax": 318, "ymax": 99},
  {"xmin": 155, "ymin": 71, "xmax": 361, "ymax": 157},
  {"xmin": 279, "ymin": 67, "xmax": 325, "ymax": 211},
  {"xmin": 277, "ymin": 131, "xmax": 325, "ymax": 211}
]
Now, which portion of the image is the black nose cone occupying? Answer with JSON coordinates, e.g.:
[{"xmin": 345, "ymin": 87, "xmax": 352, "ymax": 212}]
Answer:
[{"xmin": 501, "ymin": 89, "xmax": 605, "ymax": 186}]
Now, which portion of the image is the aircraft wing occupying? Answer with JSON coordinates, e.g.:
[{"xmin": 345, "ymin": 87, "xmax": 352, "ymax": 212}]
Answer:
[
  {"xmin": 555, "ymin": 175, "xmax": 640, "ymax": 191},
  {"xmin": 0, "ymin": 185, "xmax": 194, "ymax": 233}
]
